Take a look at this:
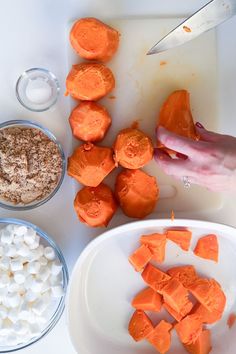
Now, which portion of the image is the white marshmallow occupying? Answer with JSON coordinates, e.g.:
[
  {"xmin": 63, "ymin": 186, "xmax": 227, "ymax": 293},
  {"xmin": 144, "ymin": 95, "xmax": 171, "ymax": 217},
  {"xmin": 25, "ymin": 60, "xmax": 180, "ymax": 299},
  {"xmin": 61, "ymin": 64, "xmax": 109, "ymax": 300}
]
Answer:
[
  {"xmin": 1, "ymin": 296, "xmax": 10, "ymax": 308},
  {"xmin": 44, "ymin": 246, "xmax": 55, "ymax": 261},
  {"xmin": 0, "ymin": 288, "xmax": 8, "ymax": 302},
  {"xmin": 6, "ymin": 333, "xmax": 19, "ymax": 346},
  {"xmin": 27, "ymin": 248, "xmax": 41, "ymax": 262},
  {"xmin": 24, "ymin": 228, "xmax": 36, "ymax": 245},
  {"xmin": 49, "ymin": 274, "xmax": 62, "ymax": 286},
  {"xmin": 14, "ymin": 225, "xmax": 27, "ymax": 237},
  {"xmin": 19, "ymin": 302, "xmax": 32, "ymax": 321},
  {"xmin": 10, "ymin": 258, "xmax": 23, "ymax": 272},
  {"xmin": 38, "ymin": 265, "xmax": 50, "ymax": 282},
  {"xmin": 0, "ymin": 256, "xmax": 10, "ymax": 271},
  {"xmin": 24, "ymin": 275, "xmax": 35, "ymax": 290},
  {"xmin": 5, "ymin": 224, "xmax": 16, "ymax": 234},
  {"xmin": 29, "ymin": 235, "xmax": 40, "ymax": 250},
  {"xmin": 41, "ymin": 280, "xmax": 51, "ymax": 293},
  {"xmin": 0, "ymin": 305, "xmax": 8, "ymax": 319},
  {"xmin": 8, "ymin": 280, "xmax": 20, "ymax": 293},
  {"xmin": 25, "ymin": 289, "xmax": 37, "ymax": 303},
  {"xmin": 0, "ymin": 319, "xmax": 12, "ymax": 336},
  {"xmin": 0, "ymin": 273, "xmax": 10, "ymax": 288},
  {"xmin": 8, "ymin": 292, "xmax": 21, "ymax": 308},
  {"xmin": 51, "ymin": 285, "xmax": 64, "ymax": 298},
  {"xmin": 31, "ymin": 278, "xmax": 43, "ymax": 293},
  {"xmin": 28, "ymin": 323, "xmax": 41, "ymax": 337},
  {"xmin": 50, "ymin": 260, "xmax": 62, "ymax": 276},
  {"xmin": 7, "ymin": 308, "xmax": 19, "ymax": 323},
  {"xmin": 1, "ymin": 229, "xmax": 14, "ymax": 244},
  {"xmin": 14, "ymin": 320, "xmax": 29, "ymax": 335},
  {"xmin": 37, "ymin": 244, "xmax": 44, "ymax": 257},
  {"xmin": 27, "ymin": 261, "xmax": 41, "ymax": 274},
  {"xmin": 31, "ymin": 298, "xmax": 47, "ymax": 316},
  {"xmin": 16, "ymin": 244, "xmax": 30, "ymax": 257},
  {"xmin": 14, "ymin": 271, "xmax": 26, "ymax": 284},
  {"xmin": 4, "ymin": 244, "xmax": 17, "ymax": 257},
  {"xmin": 13, "ymin": 233, "xmax": 24, "ymax": 246},
  {"xmin": 39, "ymin": 256, "xmax": 48, "ymax": 266},
  {"xmin": 0, "ymin": 245, "xmax": 4, "ymax": 256}
]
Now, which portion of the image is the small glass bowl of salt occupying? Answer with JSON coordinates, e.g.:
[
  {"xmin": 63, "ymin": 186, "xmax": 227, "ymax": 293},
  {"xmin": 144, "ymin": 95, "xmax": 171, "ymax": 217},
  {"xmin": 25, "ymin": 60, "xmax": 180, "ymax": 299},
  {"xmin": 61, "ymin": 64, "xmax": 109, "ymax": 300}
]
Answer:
[{"xmin": 16, "ymin": 68, "xmax": 60, "ymax": 112}]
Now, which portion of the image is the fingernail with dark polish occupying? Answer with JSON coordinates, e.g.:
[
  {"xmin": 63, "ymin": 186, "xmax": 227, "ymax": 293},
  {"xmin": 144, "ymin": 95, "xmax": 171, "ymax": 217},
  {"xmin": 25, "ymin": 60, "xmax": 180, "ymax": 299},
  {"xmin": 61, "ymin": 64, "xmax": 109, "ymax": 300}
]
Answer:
[{"xmin": 196, "ymin": 122, "xmax": 204, "ymax": 129}]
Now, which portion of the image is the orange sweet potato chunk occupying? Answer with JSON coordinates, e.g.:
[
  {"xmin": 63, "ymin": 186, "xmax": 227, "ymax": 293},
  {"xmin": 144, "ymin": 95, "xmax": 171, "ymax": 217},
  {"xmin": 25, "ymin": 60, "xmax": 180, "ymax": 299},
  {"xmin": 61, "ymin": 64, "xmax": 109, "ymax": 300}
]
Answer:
[
  {"xmin": 132, "ymin": 287, "xmax": 162, "ymax": 312},
  {"xmin": 166, "ymin": 229, "xmax": 192, "ymax": 251},
  {"xmin": 147, "ymin": 320, "xmax": 172, "ymax": 354},
  {"xmin": 194, "ymin": 234, "xmax": 218, "ymax": 262},
  {"xmin": 140, "ymin": 233, "xmax": 166, "ymax": 263},
  {"xmin": 162, "ymin": 278, "xmax": 193, "ymax": 317},
  {"xmin": 167, "ymin": 265, "xmax": 198, "ymax": 289},
  {"xmin": 227, "ymin": 313, "xmax": 236, "ymax": 329},
  {"xmin": 129, "ymin": 245, "xmax": 152, "ymax": 272},
  {"xmin": 164, "ymin": 302, "xmax": 184, "ymax": 322},
  {"xmin": 184, "ymin": 329, "xmax": 212, "ymax": 354},
  {"xmin": 175, "ymin": 314, "xmax": 203, "ymax": 345},
  {"xmin": 188, "ymin": 278, "xmax": 226, "ymax": 315},
  {"xmin": 128, "ymin": 310, "xmax": 153, "ymax": 342},
  {"xmin": 141, "ymin": 263, "xmax": 171, "ymax": 292},
  {"xmin": 192, "ymin": 303, "xmax": 222, "ymax": 324}
]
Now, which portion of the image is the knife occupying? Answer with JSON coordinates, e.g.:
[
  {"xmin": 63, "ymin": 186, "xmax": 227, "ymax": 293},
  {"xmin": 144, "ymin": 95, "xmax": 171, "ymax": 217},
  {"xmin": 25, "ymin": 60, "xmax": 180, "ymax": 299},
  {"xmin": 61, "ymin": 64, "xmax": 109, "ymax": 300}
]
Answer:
[{"xmin": 147, "ymin": 0, "xmax": 236, "ymax": 55}]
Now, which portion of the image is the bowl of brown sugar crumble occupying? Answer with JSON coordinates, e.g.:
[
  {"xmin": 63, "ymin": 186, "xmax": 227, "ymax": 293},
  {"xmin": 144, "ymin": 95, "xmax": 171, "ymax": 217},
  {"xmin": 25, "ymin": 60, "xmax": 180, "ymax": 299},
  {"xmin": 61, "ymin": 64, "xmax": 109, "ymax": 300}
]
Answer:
[{"xmin": 0, "ymin": 120, "xmax": 65, "ymax": 210}]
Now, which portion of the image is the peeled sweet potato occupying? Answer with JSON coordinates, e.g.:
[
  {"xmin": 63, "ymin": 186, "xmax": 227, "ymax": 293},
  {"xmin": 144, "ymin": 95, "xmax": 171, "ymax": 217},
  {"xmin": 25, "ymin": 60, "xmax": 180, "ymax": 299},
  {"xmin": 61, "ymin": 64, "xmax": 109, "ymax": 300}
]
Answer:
[
  {"xmin": 175, "ymin": 314, "xmax": 203, "ymax": 345},
  {"xmin": 162, "ymin": 278, "xmax": 193, "ymax": 317},
  {"xmin": 164, "ymin": 302, "xmax": 184, "ymax": 322},
  {"xmin": 147, "ymin": 320, "xmax": 172, "ymax": 354},
  {"xmin": 129, "ymin": 245, "xmax": 152, "ymax": 272},
  {"xmin": 184, "ymin": 329, "xmax": 212, "ymax": 354},
  {"xmin": 192, "ymin": 303, "xmax": 222, "ymax": 325},
  {"xmin": 194, "ymin": 234, "xmax": 218, "ymax": 262},
  {"xmin": 188, "ymin": 278, "xmax": 226, "ymax": 315},
  {"xmin": 227, "ymin": 313, "xmax": 236, "ymax": 329},
  {"xmin": 167, "ymin": 265, "xmax": 198, "ymax": 289},
  {"xmin": 142, "ymin": 263, "xmax": 170, "ymax": 292},
  {"xmin": 128, "ymin": 310, "xmax": 153, "ymax": 342},
  {"xmin": 140, "ymin": 233, "xmax": 166, "ymax": 263},
  {"xmin": 132, "ymin": 287, "xmax": 162, "ymax": 312},
  {"xmin": 166, "ymin": 229, "xmax": 192, "ymax": 251}
]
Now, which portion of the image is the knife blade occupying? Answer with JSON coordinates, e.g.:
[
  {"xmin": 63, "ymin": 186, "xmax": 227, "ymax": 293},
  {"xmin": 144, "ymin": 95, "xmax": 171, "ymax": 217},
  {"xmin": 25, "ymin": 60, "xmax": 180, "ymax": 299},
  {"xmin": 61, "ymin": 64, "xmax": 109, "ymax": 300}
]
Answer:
[{"xmin": 147, "ymin": 0, "xmax": 236, "ymax": 55}]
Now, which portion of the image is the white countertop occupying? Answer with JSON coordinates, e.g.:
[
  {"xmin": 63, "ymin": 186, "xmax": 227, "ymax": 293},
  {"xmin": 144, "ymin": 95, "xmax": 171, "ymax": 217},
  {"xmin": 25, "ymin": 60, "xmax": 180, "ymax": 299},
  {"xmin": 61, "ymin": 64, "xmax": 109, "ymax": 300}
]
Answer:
[{"xmin": 0, "ymin": 0, "xmax": 236, "ymax": 353}]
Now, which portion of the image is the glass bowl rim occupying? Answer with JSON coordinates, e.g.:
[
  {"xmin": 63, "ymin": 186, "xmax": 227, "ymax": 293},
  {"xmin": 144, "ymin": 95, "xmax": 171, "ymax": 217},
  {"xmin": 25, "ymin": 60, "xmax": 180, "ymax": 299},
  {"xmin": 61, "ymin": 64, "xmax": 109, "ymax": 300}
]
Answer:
[
  {"xmin": 15, "ymin": 67, "xmax": 60, "ymax": 112},
  {"xmin": 0, "ymin": 217, "xmax": 69, "ymax": 353},
  {"xmin": 0, "ymin": 119, "xmax": 66, "ymax": 211}
]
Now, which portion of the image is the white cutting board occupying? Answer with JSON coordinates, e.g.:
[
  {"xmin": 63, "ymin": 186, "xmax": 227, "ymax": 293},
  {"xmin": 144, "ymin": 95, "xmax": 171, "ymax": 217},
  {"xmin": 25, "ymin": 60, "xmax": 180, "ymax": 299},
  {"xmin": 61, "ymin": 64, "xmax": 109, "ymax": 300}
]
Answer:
[{"xmin": 67, "ymin": 18, "xmax": 223, "ymax": 214}]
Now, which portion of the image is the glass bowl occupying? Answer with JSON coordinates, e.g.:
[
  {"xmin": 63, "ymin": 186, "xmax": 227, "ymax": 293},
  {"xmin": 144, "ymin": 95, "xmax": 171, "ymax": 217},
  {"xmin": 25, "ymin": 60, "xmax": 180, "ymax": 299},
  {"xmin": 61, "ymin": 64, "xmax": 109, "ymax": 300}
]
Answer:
[
  {"xmin": 0, "ymin": 218, "xmax": 69, "ymax": 353},
  {"xmin": 0, "ymin": 120, "xmax": 66, "ymax": 211},
  {"xmin": 15, "ymin": 68, "xmax": 60, "ymax": 112}
]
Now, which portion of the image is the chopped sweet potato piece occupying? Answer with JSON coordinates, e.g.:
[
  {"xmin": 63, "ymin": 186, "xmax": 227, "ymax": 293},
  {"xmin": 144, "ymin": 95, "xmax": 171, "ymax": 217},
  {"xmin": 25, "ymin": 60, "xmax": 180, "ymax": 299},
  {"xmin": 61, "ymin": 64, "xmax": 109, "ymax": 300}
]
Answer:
[
  {"xmin": 192, "ymin": 303, "xmax": 222, "ymax": 324},
  {"xmin": 132, "ymin": 287, "xmax": 162, "ymax": 312},
  {"xmin": 140, "ymin": 233, "xmax": 166, "ymax": 263},
  {"xmin": 128, "ymin": 310, "xmax": 153, "ymax": 342},
  {"xmin": 227, "ymin": 313, "xmax": 236, "ymax": 329},
  {"xmin": 188, "ymin": 278, "xmax": 226, "ymax": 315},
  {"xmin": 175, "ymin": 314, "xmax": 203, "ymax": 345},
  {"xmin": 129, "ymin": 245, "xmax": 152, "ymax": 272},
  {"xmin": 162, "ymin": 278, "xmax": 193, "ymax": 317},
  {"xmin": 167, "ymin": 265, "xmax": 198, "ymax": 289},
  {"xmin": 194, "ymin": 234, "xmax": 218, "ymax": 262},
  {"xmin": 147, "ymin": 320, "xmax": 172, "ymax": 354},
  {"xmin": 157, "ymin": 90, "xmax": 199, "ymax": 155},
  {"xmin": 164, "ymin": 302, "xmax": 184, "ymax": 322},
  {"xmin": 166, "ymin": 229, "xmax": 192, "ymax": 251},
  {"xmin": 184, "ymin": 329, "xmax": 212, "ymax": 354},
  {"xmin": 141, "ymin": 263, "xmax": 170, "ymax": 292}
]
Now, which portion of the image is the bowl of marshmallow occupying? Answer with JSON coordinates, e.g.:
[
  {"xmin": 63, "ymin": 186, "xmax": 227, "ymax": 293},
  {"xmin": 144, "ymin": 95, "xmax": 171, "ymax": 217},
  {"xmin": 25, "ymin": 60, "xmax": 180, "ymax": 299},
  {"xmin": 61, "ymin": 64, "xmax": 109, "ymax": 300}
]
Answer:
[{"xmin": 0, "ymin": 218, "xmax": 68, "ymax": 352}]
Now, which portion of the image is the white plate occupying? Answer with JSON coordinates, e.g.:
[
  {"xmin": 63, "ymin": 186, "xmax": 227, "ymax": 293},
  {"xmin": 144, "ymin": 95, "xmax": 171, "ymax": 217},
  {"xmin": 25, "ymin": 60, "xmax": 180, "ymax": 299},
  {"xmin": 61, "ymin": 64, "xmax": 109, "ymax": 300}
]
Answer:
[{"xmin": 67, "ymin": 219, "xmax": 236, "ymax": 354}]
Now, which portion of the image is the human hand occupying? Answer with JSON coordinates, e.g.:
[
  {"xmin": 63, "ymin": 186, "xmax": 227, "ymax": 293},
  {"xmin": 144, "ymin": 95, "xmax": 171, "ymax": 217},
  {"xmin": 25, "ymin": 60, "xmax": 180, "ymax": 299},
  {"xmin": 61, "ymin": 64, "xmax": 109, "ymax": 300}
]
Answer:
[{"xmin": 154, "ymin": 123, "xmax": 236, "ymax": 192}]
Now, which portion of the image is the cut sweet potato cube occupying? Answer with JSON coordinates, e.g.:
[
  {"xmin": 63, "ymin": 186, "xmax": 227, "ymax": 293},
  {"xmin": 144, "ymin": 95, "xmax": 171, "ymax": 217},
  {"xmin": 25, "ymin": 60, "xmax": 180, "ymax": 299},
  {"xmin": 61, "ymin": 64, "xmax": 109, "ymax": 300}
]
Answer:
[
  {"xmin": 227, "ymin": 313, "xmax": 236, "ymax": 329},
  {"xmin": 192, "ymin": 303, "xmax": 222, "ymax": 324},
  {"xmin": 141, "ymin": 263, "xmax": 171, "ymax": 292},
  {"xmin": 162, "ymin": 278, "xmax": 193, "ymax": 316},
  {"xmin": 128, "ymin": 310, "xmax": 153, "ymax": 342},
  {"xmin": 140, "ymin": 233, "xmax": 166, "ymax": 263},
  {"xmin": 166, "ymin": 229, "xmax": 192, "ymax": 251},
  {"xmin": 129, "ymin": 245, "xmax": 152, "ymax": 272},
  {"xmin": 183, "ymin": 329, "xmax": 212, "ymax": 354},
  {"xmin": 147, "ymin": 320, "xmax": 172, "ymax": 354},
  {"xmin": 175, "ymin": 314, "xmax": 203, "ymax": 345},
  {"xmin": 167, "ymin": 265, "xmax": 198, "ymax": 289},
  {"xmin": 132, "ymin": 287, "xmax": 162, "ymax": 312},
  {"xmin": 194, "ymin": 234, "xmax": 218, "ymax": 262},
  {"xmin": 188, "ymin": 278, "xmax": 226, "ymax": 315},
  {"xmin": 164, "ymin": 302, "xmax": 184, "ymax": 322}
]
